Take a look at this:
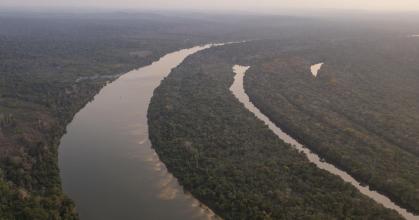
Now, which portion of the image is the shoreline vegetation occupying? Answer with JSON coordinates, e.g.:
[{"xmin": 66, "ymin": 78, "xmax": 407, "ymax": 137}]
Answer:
[{"xmin": 147, "ymin": 44, "xmax": 404, "ymax": 219}]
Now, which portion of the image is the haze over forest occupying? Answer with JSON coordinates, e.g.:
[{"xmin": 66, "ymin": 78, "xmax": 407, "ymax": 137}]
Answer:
[
  {"xmin": 2, "ymin": 0, "xmax": 419, "ymax": 12},
  {"xmin": 1, "ymin": 0, "xmax": 419, "ymax": 219}
]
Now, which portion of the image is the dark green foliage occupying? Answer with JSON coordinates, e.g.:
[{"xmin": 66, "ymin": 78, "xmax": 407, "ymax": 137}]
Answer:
[
  {"xmin": 0, "ymin": 177, "xmax": 77, "ymax": 220},
  {"xmin": 148, "ymin": 45, "xmax": 403, "ymax": 219}
]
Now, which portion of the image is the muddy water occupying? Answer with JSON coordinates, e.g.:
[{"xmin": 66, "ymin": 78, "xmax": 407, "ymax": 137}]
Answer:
[
  {"xmin": 230, "ymin": 65, "xmax": 418, "ymax": 220},
  {"xmin": 58, "ymin": 45, "xmax": 221, "ymax": 220}
]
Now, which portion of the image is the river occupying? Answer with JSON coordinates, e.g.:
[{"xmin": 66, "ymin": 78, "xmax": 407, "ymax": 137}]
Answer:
[
  {"xmin": 231, "ymin": 65, "xmax": 418, "ymax": 220},
  {"xmin": 58, "ymin": 45, "xmax": 220, "ymax": 220}
]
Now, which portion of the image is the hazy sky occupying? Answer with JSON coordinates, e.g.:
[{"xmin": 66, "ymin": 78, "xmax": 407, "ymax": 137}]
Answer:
[{"xmin": 2, "ymin": 0, "xmax": 419, "ymax": 12}]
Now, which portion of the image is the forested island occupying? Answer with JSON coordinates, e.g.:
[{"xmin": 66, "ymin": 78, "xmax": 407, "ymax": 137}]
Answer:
[{"xmin": 148, "ymin": 42, "xmax": 405, "ymax": 219}]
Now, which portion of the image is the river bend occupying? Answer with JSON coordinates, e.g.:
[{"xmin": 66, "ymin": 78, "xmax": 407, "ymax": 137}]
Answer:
[{"xmin": 58, "ymin": 45, "xmax": 220, "ymax": 220}]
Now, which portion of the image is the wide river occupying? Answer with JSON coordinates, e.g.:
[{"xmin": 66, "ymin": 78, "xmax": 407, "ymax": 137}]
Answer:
[
  {"xmin": 58, "ymin": 45, "xmax": 219, "ymax": 220},
  {"xmin": 231, "ymin": 65, "xmax": 418, "ymax": 220}
]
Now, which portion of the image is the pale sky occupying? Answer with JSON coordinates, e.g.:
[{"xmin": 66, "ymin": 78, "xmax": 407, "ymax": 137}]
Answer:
[{"xmin": 2, "ymin": 0, "xmax": 419, "ymax": 12}]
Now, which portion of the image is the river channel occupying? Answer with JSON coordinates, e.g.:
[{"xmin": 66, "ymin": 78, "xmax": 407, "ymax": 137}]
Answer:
[
  {"xmin": 231, "ymin": 65, "xmax": 418, "ymax": 220},
  {"xmin": 58, "ymin": 45, "xmax": 220, "ymax": 220}
]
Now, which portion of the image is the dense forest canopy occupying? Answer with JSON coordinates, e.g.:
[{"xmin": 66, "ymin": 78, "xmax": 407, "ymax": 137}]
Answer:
[{"xmin": 1, "ymin": 10, "xmax": 419, "ymax": 219}]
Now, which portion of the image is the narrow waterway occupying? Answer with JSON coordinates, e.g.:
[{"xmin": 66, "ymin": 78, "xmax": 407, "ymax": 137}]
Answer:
[
  {"xmin": 58, "ymin": 45, "xmax": 221, "ymax": 220},
  {"xmin": 230, "ymin": 65, "xmax": 418, "ymax": 220}
]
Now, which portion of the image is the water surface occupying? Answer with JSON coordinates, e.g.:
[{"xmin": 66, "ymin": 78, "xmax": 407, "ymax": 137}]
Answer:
[
  {"xmin": 59, "ymin": 45, "xmax": 219, "ymax": 220},
  {"xmin": 310, "ymin": 62, "xmax": 323, "ymax": 77}
]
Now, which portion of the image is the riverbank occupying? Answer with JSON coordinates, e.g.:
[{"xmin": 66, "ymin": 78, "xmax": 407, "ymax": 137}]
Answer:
[{"xmin": 59, "ymin": 45, "xmax": 221, "ymax": 220}]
